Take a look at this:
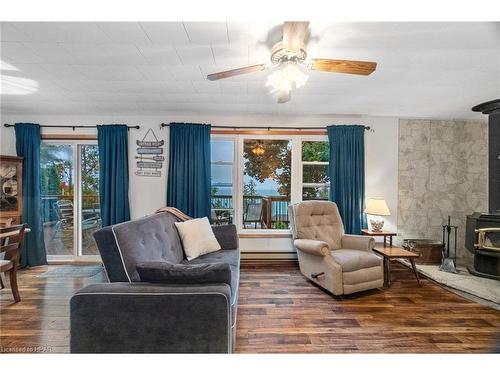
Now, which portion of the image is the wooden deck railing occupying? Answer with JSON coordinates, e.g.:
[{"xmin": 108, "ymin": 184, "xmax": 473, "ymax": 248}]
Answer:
[
  {"xmin": 41, "ymin": 194, "xmax": 99, "ymax": 222},
  {"xmin": 211, "ymin": 194, "xmax": 290, "ymax": 229}
]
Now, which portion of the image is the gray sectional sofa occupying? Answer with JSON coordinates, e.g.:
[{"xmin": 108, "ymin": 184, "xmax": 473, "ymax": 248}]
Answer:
[{"xmin": 70, "ymin": 212, "xmax": 240, "ymax": 353}]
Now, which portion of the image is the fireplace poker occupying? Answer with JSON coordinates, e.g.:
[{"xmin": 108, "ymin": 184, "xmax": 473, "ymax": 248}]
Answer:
[{"xmin": 440, "ymin": 216, "xmax": 458, "ymax": 274}]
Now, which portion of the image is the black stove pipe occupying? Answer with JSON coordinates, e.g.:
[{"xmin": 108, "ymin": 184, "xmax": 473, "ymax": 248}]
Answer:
[{"xmin": 472, "ymin": 99, "xmax": 500, "ymax": 214}]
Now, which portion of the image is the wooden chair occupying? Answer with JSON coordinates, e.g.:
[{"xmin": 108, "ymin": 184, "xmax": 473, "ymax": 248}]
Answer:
[
  {"xmin": 0, "ymin": 224, "xmax": 27, "ymax": 302},
  {"xmin": 0, "ymin": 217, "xmax": 14, "ymax": 228},
  {"xmin": 0, "ymin": 217, "xmax": 14, "ymax": 289}
]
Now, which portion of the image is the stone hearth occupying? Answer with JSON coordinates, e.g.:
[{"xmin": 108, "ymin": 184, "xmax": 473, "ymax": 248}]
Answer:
[{"xmin": 398, "ymin": 119, "xmax": 488, "ymax": 266}]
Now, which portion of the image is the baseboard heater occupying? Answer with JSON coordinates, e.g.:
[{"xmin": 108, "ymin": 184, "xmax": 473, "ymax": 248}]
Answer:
[{"xmin": 240, "ymin": 251, "xmax": 298, "ymax": 261}]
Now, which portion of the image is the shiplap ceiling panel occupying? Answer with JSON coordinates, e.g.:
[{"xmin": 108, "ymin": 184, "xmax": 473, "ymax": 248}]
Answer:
[
  {"xmin": 226, "ymin": 22, "xmax": 273, "ymax": 44},
  {"xmin": 59, "ymin": 43, "xmax": 117, "ymax": 64},
  {"xmin": 219, "ymin": 81, "xmax": 247, "ymax": 94},
  {"xmin": 6, "ymin": 63, "xmax": 55, "ymax": 80},
  {"xmin": 0, "ymin": 23, "xmax": 31, "ymax": 42},
  {"xmin": 1, "ymin": 21, "xmax": 499, "ymax": 119},
  {"xmin": 135, "ymin": 65, "xmax": 175, "ymax": 81},
  {"xmin": 317, "ymin": 22, "xmax": 500, "ymax": 50},
  {"xmin": 168, "ymin": 65, "xmax": 204, "ymax": 81},
  {"xmin": 96, "ymin": 22, "xmax": 152, "ymax": 44},
  {"xmin": 175, "ymin": 45, "xmax": 215, "ymax": 65},
  {"xmin": 72, "ymin": 65, "xmax": 145, "ymax": 81},
  {"xmin": 212, "ymin": 45, "xmax": 249, "ymax": 66},
  {"xmin": 183, "ymin": 22, "xmax": 228, "ymax": 44},
  {"xmin": 1, "ymin": 42, "xmax": 42, "ymax": 63},
  {"xmin": 39, "ymin": 63, "xmax": 89, "ymax": 80},
  {"xmin": 111, "ymin": 81, "xmax": 172, "ymax": 93},
  {"xmin": 23, "ymin": 42, "xmax": 77, "ymax": 64},
  {"xmin": 98, "ymin": 44, "xmax": 148, "ymax": 65},
  {"xmin": 52, "ymin": 79, "xmax": 112, "ymax": 92},
  {"xmin": 192, "ymin": 80, "xmax": 221, "ymax": 93},
  {"xmin": 139, "ymin": 22, "xmax": 190, "ymax": 45},
  {"xmin": 161, "ymin": 81, "xmax": 197, "ymax": 94},
  {"xmin": 137, "ymin": 45, "xmax": 182, "ymax": 65},
  {"xmin": 4, "ymin": 22, "xmax": 111, "ymax": 43}
]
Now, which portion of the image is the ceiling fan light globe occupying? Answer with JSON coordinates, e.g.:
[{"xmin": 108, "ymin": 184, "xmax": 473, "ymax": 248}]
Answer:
[{"xmin": 266, "ymin": 63, "xmax": 308, "ymax": 94}]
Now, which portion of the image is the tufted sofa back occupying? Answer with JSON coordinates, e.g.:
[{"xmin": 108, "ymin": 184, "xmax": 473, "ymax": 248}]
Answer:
[
  {"xmin": 94, "ymin": 212, "xmax": 185, "ymax": 282},
  {"xmin": 289, "ymin": 201, "xmax": 345, "ymax": 250}
]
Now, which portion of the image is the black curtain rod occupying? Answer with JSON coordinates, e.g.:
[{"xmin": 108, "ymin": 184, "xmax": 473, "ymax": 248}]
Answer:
[
  {"xmin": 4, "ymin": 124, "xmax": 140, "ymax": 130},
  {"xmin": 160, "ymin": 123, "xmax": 371, "ymax": 131}
]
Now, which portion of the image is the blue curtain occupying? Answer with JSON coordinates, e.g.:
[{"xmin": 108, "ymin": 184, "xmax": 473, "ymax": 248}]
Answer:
[
  {"xmin": 14, "ymin": 123, "xmax": 47, "ymax": 267},
  {"xmin": 167, "ymin": 123, "xmax": 211, "ymax": 218},
  {"xmin": 97, "ymin": 125, "xmax": 130, "ymax": 227},
  {"xmin": 327, "ymin": 125, "xmax": 367, "ymax": 234}
]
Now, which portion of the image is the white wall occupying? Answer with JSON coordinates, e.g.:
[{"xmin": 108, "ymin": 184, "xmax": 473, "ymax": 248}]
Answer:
[
  {"xmin": 0, "ymin": 113, "xmax": 399, "ymax": 256},
  {"xmin": 364, "ymin": 116, "xmax": 399, "ymax": 235}
]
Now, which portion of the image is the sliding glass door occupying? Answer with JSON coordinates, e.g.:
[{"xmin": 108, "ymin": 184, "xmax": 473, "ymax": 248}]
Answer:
[{"xmin": 40, "ymin": 141, "xmax": 101, "ymax": 259}]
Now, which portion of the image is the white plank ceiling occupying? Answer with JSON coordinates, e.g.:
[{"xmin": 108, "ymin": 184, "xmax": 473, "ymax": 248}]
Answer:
[{"xmin": 1, "ymin": 22, "xmax": 499, "ymax": 119}]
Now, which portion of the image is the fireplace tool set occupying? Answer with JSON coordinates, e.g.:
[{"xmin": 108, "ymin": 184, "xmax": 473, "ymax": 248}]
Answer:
[{"xmin": 440, "ymin": 216, "xmax": 458, "ymax": 273}]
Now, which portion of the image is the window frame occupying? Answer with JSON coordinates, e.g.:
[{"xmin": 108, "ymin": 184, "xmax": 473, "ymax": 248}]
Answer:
[
  {"xmin": 41, "ymin": 140, "xmax": 101, "ymax": 262},
  {"xmin": 238, "ymin": 134, "xmax": 295, "ymax": 233},
  {"xmin": 210, "ymin": 133, "xmax": 328, "ymax": 235},
  {"xmin": 300, "ymin": 138, "xmax": 330, "ymax": 202}
]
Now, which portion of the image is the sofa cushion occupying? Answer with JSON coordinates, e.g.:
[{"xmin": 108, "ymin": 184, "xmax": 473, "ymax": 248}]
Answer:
[
  {"xmin": 212, "ymin": 225, "xmax": 238, "ymax": 250},
  {"xmin": 95, "ymin": 212, "xmax": 185, "ymax": 282},
  {"xmin": 174, "ymin": 217, "xmax": 221, "ymax": 260},
  {"xmin": 342, "ymin": 265, "xmax": 384, "ymax": 285},
  {"xmin": 184, "ymin": 249, "xmax": 240, "ymax": 305},
  {"xmin": 184, "ymin": 249, "xmax": 240, "ymax": 328},
  {"xmin": 331, "ymin": 249, "xmax": 382, "ymax": 273},
  {"xmin": 136, "ymin": 261, "xmax": 232, "ymax": 285},
  {"xmin": 187, "ymin": 249, "xmax": 239, "ymax": 267}
]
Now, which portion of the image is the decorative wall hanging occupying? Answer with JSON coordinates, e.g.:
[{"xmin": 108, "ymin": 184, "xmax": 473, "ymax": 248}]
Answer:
[{"xmin": 135, "ymin": 128, "xmax": 164, "ymax": 177}]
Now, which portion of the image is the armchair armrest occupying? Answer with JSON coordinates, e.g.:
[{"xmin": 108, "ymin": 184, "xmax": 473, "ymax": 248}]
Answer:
[
  {"xmin": 212, "ymin": 224, "xmax": 238, "ymax": 250},
  {"xmin": 136, "ymin": 261, "xmax": 232, "ymax": 285},
  {"xmin": 294, "ymin": 239, "xmax": 330, "ymax": 256},
  {"xmin": 70, "ymin": 282, "xmax": 232, "ymax": 353},
  {"xmin": 341, "ymin": 234, "xmax": 375, "ymax": 251}
]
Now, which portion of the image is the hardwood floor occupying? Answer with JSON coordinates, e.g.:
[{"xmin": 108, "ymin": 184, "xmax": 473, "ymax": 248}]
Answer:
[{"xmin": 1, "ymin": 261, "xmax": 499, "ymax": 353}]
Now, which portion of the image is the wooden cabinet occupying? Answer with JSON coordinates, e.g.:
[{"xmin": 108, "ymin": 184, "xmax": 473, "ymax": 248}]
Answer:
[{"xmin": 0, "ymin": 155, "xmax": 23, "ymax": 226}]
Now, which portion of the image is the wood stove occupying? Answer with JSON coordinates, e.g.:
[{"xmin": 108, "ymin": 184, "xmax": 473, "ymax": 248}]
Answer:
[
  {"xmin": 466, "ymin": 213, "xmax": 500, "ymax": 280},
  {"xmin": 467, "ymin": 99, "xmax": 500, "ymax": 280}
]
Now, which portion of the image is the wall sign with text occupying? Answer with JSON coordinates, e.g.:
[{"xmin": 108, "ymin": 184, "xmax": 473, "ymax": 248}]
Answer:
[{"xmin": 135, "ymin": 128, "xmax": 164, "ymax": 177}]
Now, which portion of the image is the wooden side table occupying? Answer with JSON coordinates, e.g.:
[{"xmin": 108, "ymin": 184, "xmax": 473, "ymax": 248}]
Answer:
[
  {"xmin": 373, "ymin": 245, "xmax": 421, "ymax": 287},
  {"xmin": 362, "ymin": 229, "xmax": 397, "ymax": 247}
]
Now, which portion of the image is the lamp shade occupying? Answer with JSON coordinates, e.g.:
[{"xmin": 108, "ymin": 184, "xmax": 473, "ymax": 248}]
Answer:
[{"xmin": 365, "ymin": 198, "xmax": 391, "ymax": 216}]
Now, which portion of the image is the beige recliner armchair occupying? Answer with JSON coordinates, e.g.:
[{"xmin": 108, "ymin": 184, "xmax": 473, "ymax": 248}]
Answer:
[{"xmin": 289, "ymin": 200, "xmax": 383, "ymax": 295}]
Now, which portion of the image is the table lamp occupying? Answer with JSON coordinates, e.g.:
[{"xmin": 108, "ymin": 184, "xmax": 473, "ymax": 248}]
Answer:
[{"xmin": 365, "ymin": 198, "xmax": 390, "ymax": 231}]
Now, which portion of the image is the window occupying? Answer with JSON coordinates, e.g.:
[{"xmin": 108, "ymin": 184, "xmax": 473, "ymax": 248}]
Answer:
[
  {"xmin": 41, "ymin": 142, "xmax": 101, "ymax": 257},
  {"xmin": 242, "ymin": 139, "xmax": 291, "ymax": 229},
  {"xmin": 211, "ymin": 139, "xmax": 234, "ymax": 226},
  {"xmin": 301, "ymin": 141, "xmax": 330, "ymax": 201},
  {"xmin": 210, "ymin": 134, "xmax": 329, "ymax": 233}
]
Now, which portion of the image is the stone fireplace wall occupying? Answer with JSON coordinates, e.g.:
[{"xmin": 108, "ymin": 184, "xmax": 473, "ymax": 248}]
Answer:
[{"xmin": 398, "ymin": 119, "xmax": 488, "ymax": 265}]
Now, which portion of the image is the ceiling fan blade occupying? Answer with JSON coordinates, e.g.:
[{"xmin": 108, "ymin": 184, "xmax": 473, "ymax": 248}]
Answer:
[
  {"xmin": 311, "ymin": 59, "xmax": 377, "ymax": 75},
  {"xmin": 207, "ymin": 64, "xmax": 267, "ymax": 81},
  {"xmin": 283, "ymin": 21, "xmax": 309, "ymax": 51},
  {"xmin": 277, "ymin": 91, "xmax": 291, "ymax": 104}
]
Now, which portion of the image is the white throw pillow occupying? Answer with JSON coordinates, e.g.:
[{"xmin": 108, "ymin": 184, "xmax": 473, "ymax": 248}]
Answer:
[{"xmin": 174, "ymin": 217, "xmax": 221, "ymax": 261}]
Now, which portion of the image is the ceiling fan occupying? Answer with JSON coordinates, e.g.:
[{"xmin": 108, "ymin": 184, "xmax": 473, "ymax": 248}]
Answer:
[{"xmin": 207, "ymin": 22, "xmax": 377, "ymax": 103}]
